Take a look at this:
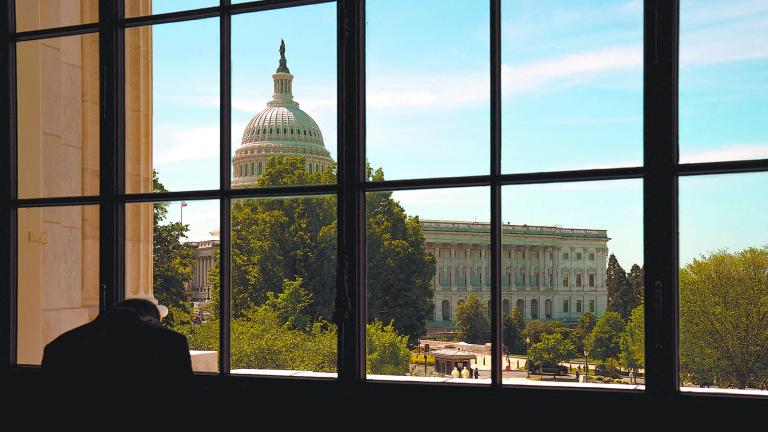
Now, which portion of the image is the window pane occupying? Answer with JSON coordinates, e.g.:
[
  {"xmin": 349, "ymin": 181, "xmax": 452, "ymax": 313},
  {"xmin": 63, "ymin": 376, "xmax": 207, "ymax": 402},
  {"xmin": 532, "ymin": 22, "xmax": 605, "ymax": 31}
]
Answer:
[
  {"xmin": 125, "ymin": 19, "xmax": 219, "ymax": 194},
  {"xmin": 366, "ymin": 0, "xmax": 490, "ymax": 180},
  {"xmin": 16, "ymin": 0, "xmax": 98, "ymax": 33},
  {"xmin": 17, "ymin": 33, "xmax": 100, "ymax": 199},
  {"xmin": 502, "ymin": 180, "xmax": 643, "ymax": 389},
  {"xmin": 501, "ymin": 0, "xmax": 643, "ymax": 173},
  {"xmin": 366, "ymin": 187, "xmax": 491, "ymax": 384},
  {"xmin": 126, "ymin": 199, "xmax": 220, "ymax": 373},
  {"xmin": 125, "ymin": 0, "xmax": 218, "ymax": 18},
  {"xmin": 680, "ymin": 1, "xmax": 768, "ymax": 164},
  {"xmin": 230, "ymin": 195, "xmax": 337, "ymax": 377},
  {"xmin": 231, "ymin": 4, "xmax": 337, "ymax": 189},
  {"xmin": 680, "ymin": 173, "xmax": 768, "ymax": 394},
  {"xmin": 17, "ymin": 205, "xmax": 99, "ymax": 365}
]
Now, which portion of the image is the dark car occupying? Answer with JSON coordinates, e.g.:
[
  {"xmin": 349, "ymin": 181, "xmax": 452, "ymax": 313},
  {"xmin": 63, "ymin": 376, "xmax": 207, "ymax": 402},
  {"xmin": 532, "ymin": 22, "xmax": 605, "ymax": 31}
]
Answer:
[
  {"xmin": 526, "ymin": 360, "xmax": 568, "ymax": 376},
  {"xmin": 594, "ymin": 364, "xmax": 620, "ymax": 378}
]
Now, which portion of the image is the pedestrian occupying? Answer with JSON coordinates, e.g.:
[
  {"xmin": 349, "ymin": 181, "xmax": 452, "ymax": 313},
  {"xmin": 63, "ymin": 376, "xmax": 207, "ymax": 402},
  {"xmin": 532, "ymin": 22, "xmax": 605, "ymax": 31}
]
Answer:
[
  {"xmin": 474, "ymin": 367, "xmax": 479, "ymax": 379},
  {"xmin": 576, "ymin": 369, "xmax": 580, "ymax": 382}
]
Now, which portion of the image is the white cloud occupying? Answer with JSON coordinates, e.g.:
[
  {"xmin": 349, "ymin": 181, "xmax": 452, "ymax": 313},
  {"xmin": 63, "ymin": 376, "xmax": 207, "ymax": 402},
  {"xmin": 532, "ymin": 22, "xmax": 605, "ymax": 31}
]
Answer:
[
  {"xmin": 154, "ymin": 125, "xmax": 220, "ymax": 164},
  {"xmin": 502, "ymin": 45, "xmax": 642, "ymax": 93},
  {"xmin": 681, "ymin": 143, "xmax": 768, "ymax": 164}
]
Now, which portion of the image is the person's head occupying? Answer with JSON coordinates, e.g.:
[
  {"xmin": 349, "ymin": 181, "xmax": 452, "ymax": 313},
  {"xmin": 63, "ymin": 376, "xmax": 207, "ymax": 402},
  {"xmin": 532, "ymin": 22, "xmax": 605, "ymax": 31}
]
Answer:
[{"xmin": 113, "ymin": 299, "xmax": 161, "ymax": 327}]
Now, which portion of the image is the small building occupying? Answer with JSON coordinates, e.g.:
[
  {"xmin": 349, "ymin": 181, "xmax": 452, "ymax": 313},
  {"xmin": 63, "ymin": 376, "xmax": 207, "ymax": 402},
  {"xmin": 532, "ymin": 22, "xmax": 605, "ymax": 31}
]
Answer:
[{"xmin": 431, "ymin": 346, "xmax": 477, "ymax": 376}]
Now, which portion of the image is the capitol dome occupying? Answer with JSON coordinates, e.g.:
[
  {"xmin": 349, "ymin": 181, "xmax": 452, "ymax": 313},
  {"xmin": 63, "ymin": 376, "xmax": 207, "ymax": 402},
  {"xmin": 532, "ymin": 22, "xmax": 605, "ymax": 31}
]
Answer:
[{"xmin": 233, "ymin": 40, "xmax": 334, "ymax": 188}]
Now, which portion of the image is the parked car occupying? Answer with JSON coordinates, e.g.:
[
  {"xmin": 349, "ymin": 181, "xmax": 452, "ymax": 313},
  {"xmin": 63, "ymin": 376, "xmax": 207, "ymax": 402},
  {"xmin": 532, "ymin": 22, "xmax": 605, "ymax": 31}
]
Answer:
[
  {"xmin": 594, "ymin": 363, "xmax": 620, "ymax": 378},
  {"xmin": 526, "ymin": 360, "xmax": 568, "ymax": 376}
]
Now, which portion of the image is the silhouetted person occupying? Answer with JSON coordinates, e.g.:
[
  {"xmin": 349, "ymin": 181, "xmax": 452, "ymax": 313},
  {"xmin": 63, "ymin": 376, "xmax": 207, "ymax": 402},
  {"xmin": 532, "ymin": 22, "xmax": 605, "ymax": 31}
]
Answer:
[{"xmin": 42, "ymin": 299, "xmax": 192, "ymax": 397}]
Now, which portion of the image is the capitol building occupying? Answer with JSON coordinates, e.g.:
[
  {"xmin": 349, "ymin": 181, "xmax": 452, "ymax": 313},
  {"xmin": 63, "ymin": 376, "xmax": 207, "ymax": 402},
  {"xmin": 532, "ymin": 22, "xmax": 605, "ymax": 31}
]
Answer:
[{"xmin": 189, "ymin": 42, "xmax": 609, "ymax": 327}]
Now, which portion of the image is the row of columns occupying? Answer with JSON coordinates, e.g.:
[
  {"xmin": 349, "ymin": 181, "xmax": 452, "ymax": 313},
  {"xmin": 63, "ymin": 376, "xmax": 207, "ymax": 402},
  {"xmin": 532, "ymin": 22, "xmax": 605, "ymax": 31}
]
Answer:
[
  {"xmin": 433, "ymin": 244, "xmax": 606, "ymax": 292},
  {"xmin": 437, "ymin": 295, "xmax": 600, "ymax": 322},
  {"xmin": 193, "ymin": 253, "xmax": 213, "ymax": 292}
]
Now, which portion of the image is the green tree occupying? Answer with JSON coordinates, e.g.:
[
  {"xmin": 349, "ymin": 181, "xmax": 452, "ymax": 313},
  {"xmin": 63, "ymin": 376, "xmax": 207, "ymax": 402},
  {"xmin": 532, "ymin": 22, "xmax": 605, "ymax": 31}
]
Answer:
[
  {"xmin": 454, "ymin": 294, "xmax": 489, "ymax": 344},
  {"xmin": 365, "ymin": 166, "xmax": 435, "ymax": 343},
  {"xmin": 586, "ymin": 311, "xmax": 625, "ymax": 361},
  {"xmin": 151, "ymin": 170, "xmax": 196, "ymax": 328},
  {"xmin": 620, "ymin": 304, "xmax": 644, "ymax": 383},
  {"xmin": 366, "ymin": 320, "xmax": 411, "ymax": 376},
  {"xmin": 571, "ymin": 312, "xmax": 596, "ymax": 354},
  {"xmin": 606, "ymin": 254, "xmax": 638, "ymax": 321},
  {"xmin": 209, "ymin": 156, "xmax": 435, "ymax": 343},
  {"xmin": 521, "ymin": 320, "xmax": 560, "ymax": 346},
  {"xmin": 503, "ymin": 306, "xmax": 526, "ymax": 354},
  {"xmin": 680, "ymin": 247, "xmax": 768, "ymax": 389},
  {"xmin": 527, "ymin": 333, "xmax": 575, "ymax": 378}
]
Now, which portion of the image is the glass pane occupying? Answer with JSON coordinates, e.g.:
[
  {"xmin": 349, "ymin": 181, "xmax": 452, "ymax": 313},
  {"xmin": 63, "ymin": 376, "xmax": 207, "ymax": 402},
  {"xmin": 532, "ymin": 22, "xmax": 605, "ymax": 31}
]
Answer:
[
  {"xmin": 366, "ymin": 187, "xmax": 491, "ymax": 383},
  {"xmin": 125, "ymin": 19, "xmax": 219, "ymax": 194},
  {"xmin": 230, "ymin": 195, "xmax": 337, "ymax": 378},
  {"xmin": 125, "ymin": 0, "xmax": 218, "ymax": 18},
  {"xmin": 502, "ymin": 180, "xmax": 644, "ymax": 389},
  {"xmin": 366, "ymin": 0, "xmax": 490, "ymax": 180},
  {"xmin": 231, "ymin": 4, "xmax": 337, "ymax": 189},
  {"xmin": 680, "ymin": 1, "xmax": 768, "ymax": 164},
  {"xmin": 501, "ymin": 0, "xmax": 643, "ymax": 173},
  {"xmin": 126, "ymin": 199, "xmax": 220, "ymax": 373},
  {"xmin": 17, "ymin": 33, "xmax": 100, "ymax": 199},
  {"xmin": 17, "ymin": 205, "xmax": 99, "ymax": 365},
  {"xmin": 16, "ymin": 0, "xmax": 98, "ymax": 33},
  {"xmin": 680, "ymin": 173, "xmax": 768, "ymax": 394}
]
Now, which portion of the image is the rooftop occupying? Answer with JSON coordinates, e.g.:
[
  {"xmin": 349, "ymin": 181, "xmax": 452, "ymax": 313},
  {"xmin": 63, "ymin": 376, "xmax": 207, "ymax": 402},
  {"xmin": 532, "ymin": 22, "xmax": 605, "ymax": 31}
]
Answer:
[{"xmin": 420, "ymin": 220, "xmax": 609, "ymax": 240}]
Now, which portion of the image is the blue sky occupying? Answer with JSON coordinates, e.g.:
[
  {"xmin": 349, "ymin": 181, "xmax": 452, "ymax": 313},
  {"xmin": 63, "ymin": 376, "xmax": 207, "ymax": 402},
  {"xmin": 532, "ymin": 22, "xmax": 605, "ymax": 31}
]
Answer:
[{"xmin": 146, "ymin": 0, "xmax": 767, "ymax": 269}]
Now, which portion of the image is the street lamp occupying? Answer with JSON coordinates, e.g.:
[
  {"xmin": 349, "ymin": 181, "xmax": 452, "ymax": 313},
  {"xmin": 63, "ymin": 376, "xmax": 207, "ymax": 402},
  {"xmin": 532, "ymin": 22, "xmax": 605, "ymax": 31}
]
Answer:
[
  {"xmin": 525, "ymin": 337, "xmax": 531, "ymax": 378},
  {"xmin": 583, "ymin": 348, "xmax": 589, "ymax": 383},
  {"xmin": 423, "ymin": 343, "xmax": 430, "ymax": 376}
]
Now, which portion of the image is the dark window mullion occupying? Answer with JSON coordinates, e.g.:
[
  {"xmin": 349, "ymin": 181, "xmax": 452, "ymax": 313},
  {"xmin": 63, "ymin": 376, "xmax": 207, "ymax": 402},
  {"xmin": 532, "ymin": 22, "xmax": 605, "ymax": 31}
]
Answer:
[
  {"xmin": 1, "ymin": 0, "xmax": 17, "ymax": 368},
  {"xmin": 490, "ymin": 0, "xmax": 502, "ymax": 386},
  {"xmin": 219, "ymin": 0, "xmax": 232, "ymax": 375},
  {"xmin": 99, "ymin": 0, "xmax": 124, "ymax": 312},
  {"xmin": 336, "ymin": 0, "xmax": 366, "ymax": 385},
  {"xmin": 643, "ymin": 0, "xmax": 680, "ymax": 399}
]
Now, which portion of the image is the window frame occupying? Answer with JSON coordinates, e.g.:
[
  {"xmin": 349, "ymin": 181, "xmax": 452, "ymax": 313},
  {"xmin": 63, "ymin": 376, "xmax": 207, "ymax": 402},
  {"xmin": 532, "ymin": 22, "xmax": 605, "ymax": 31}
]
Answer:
[{"xmin": 1, "ymin": 0, "xmax": 767, "ymax": 404}]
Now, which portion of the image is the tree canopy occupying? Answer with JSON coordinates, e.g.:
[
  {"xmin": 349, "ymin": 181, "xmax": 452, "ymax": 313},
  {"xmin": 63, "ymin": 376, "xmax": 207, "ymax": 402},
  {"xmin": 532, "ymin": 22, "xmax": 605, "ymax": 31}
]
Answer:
[
  {"xmin": 620, "ymin": 304, "xmax": 644, "ymax": 382},
  {"xmin": 606, "ymin": 254, "xmax": 642, "ymax": 322},
  {"xmin": 206, "ymin": 157, "xmax": 434, "ymax": 344},
  {"xmin": 571, "ymin": 312, "xmax": 596, "ymax": 354},
  {"xmin": 586, "ymin": 311, "xmax": 625, "ymax": 361},
  {"xmin": 528, "ymin": 333, "xmax": 575, "ymax": 376},
  {"xmin": 680, "ymin": 247, "xmax": 768, "ymax": 389},
  {"xmin": 503, "ymin": 306, "xmax": 526, "ymax": 354},
  {"xmin": 151, "ymin": 170, "xmax": 196, "ymax": 328},
  {"xmin": 454, "ymin": 293, "xmax": 490, "ymax": 344}
]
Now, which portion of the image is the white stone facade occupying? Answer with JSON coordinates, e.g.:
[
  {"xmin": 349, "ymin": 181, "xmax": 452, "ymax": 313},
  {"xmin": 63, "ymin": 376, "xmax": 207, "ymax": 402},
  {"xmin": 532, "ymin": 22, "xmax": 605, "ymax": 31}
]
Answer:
[{"xmin": 423, "ymin": 220, "xmax": 609, "ymax": 326}]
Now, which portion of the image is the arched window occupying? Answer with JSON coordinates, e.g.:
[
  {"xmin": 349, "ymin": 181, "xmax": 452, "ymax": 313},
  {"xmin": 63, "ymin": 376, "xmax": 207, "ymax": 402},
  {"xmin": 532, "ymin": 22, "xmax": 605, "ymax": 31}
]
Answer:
[
  {"xmin": 250, "ymin": 163, "xmax": 254, "ymax": 176},
  {"xmin": 308, "ymin": 164, "xmax": 313, "ymax": 173},
  {"xmin": 269, "ymin": 128, "xmax": 273, "ymax": 134},
  {"xmin": 290, "ymin": 128, "xmax": 293, "ymax": 134},
  {"xmin": 304, "ymin": 130, "xmax": 307, "ymax": 135},
  {"xmin": 284, "ymin": 128, "xmax": 287, "ymax": 134},
  {"xmin": 257, "ymin": 162, "xmax": 263, "ymax": 175},
  {"xmin": 545, "ymin": 299, "xmax": 552, "ymax": 319},
  {"xmin": 441, "ymin": 300, "xmax": 450, "ymax": 320},
  {"xmin": 276, "ymin": 128, "xmax": 279, "ymax": 134},
  {"xmin": 530, "ymin": 299, "xmax": 539, "ymax": 319},
  {"xmin": 516, "ymin": 299, "xmax": 524, "ymax": 317},
  {"xmin": 503, "ymin": 299, "xmax": 510, "ymax": 316}
]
